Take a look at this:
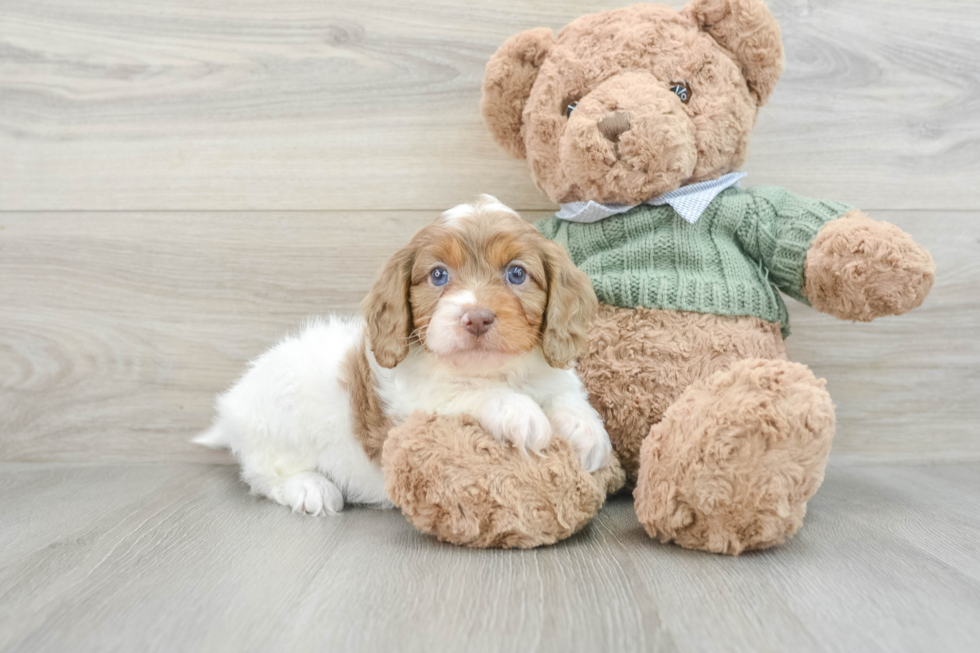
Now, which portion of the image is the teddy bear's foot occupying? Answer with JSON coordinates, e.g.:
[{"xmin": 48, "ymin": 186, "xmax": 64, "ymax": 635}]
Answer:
[
  {"xmin": 634, "ymin": 358, "xmax": 835, "ymax": 555},
  {"xmin": 383, "ymin": 412, "xmax": 625, "ymax": 549}
]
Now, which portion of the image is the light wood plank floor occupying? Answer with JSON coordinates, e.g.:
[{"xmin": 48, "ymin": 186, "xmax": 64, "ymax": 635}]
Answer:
[{"xmin": 1, "ymin": 461, "xmax": 978, "ymax": 653}]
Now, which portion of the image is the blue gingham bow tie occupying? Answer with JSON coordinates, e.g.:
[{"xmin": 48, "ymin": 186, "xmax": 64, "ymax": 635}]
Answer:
[{"xmin": 555, "ymin": 172, "xmax": 747, "ymax": 225}]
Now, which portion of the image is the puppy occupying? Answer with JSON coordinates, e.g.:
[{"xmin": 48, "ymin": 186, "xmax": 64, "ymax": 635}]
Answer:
[{"xmin": 195, "ymin": 195, "xmax": 611, "ymax": 515}]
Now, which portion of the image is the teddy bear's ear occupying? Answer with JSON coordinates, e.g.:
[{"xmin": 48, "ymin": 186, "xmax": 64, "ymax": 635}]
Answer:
[
  {"xmin": 481, "ymin": 27, "xmax": 554, "ymax": 159},
  {"xmin": 683, "ymin": 0, "xmax": 785, "ymax": 105}
]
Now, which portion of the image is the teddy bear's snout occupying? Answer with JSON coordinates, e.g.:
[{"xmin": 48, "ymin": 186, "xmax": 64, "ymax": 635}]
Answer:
[
  {"xmin": 597, "ymin": 111, "xmax": 631, "ymax": 143},
  {"xmin": 558, "ymin": 73, "xmax": 699, "ymax": 204}
]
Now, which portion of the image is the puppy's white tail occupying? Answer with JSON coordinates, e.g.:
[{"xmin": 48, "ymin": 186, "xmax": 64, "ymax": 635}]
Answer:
[{"xmin": 193, "ymin": 424, "xmax": 230, "ymax": 449}]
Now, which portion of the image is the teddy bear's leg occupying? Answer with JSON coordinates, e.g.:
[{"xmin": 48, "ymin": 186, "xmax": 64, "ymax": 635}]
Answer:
[
  {"xmin": 634, "ymin": 358, "xmax": 835, "ymax": 556},
  {"xmin": 577, "ymin": 305, "xmax": 788, "ymax": 483}
]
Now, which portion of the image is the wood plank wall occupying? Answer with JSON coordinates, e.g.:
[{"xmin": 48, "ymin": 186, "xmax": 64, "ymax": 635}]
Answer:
[{"xmin": 1, "ymin": 0, "xmax": 978, "ymax": 463}]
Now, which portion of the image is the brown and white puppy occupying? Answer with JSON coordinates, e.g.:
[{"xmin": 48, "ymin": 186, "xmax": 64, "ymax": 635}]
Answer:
[{"xmin": 196, "ymin": 195, "xmax": 612, "ymax": 515}]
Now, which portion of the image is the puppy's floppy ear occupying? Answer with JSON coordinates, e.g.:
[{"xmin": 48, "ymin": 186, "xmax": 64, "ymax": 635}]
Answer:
[
  {"xmin": 362, "ymin": 244, "xmax": 415, "ymax": 368},
  {"xmin": 683, "ymin": 0, "xmax": 784, "ymax": 105},
  {"xmin": 540, "ymin": 240, "xmax": 597, "ymax": 369},
  {"xmin": 481, "ymin": 27, "xmax": 554, "ymax": 159}
]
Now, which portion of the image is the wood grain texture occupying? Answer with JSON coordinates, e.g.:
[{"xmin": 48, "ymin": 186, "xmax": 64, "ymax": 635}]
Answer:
[
  {"xmin": 1, "ymin": 209, "xmax": 976, "ymax": 464},
  {"xmin": 0, "ymin": 210, "xmax": 434, "ymax": 464},
  {"xmin": 0, "ymin": 0, "xmax": 978, "ymax": 211},
  {"xmin": 0, "ymin": 461, "xmax": 978, "ymax": 653},
  {"xmin": 1, "ymin": 3, "xmax": 977, "ymax": 649}
]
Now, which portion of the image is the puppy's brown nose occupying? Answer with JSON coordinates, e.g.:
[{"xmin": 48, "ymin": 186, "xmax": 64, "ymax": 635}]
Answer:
[
  {"xmin": 461, "ymin": 308, "xmax": 495, "ymax": 336},
  {"xmin": 597, "ymin": 111, "xmax": 631, "ymax": 143}
]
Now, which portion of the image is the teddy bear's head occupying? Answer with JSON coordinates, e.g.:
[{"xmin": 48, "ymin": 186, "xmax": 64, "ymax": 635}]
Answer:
[{"xmin": 481, "ymin": 0, "xmax": 784, "ymax": 205}]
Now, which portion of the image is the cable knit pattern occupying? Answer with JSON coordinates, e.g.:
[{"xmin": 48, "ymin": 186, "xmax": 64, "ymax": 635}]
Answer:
[{"xmin": 536, "ymin": 186, "xmax": 852, "ymax": 337}]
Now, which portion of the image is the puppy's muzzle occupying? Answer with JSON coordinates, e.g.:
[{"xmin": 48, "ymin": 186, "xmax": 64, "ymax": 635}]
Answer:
[{"xmin": 461, "ymin": 308, "xmax": 496, "ymax": 336}]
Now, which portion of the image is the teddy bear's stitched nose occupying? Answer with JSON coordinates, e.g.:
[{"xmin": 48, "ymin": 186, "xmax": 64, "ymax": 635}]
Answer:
[{"xmin": 597, "ymin": 111, "xmax": 631, "ymax": 143}]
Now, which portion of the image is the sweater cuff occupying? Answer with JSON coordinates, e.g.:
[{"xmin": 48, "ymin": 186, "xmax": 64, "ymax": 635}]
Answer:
[
  {"xmin": 770, "ymin": 220, "xmax": 830, "ymax": 305},
  {"xmin": 753, "ymin": 190, "xmax": 853, "ymax": 305}
]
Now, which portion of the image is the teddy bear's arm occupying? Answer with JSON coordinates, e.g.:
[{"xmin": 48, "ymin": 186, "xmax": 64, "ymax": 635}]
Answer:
[
  {"xmin": 733, "ymin": 187, "xmax": 850, "ymax": 306},
  {"xmin": 802, "ymin": 210, "xmax": 934, "ymax": 321},
  {"xmin": 735, "ymin": 187, "xmax": 934, "ymax": 321}
]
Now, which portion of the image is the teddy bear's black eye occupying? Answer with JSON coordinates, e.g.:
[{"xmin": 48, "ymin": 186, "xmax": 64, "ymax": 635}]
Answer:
[
  {"xmin": 565, "ymin": 101, "xmax": 578, "ymax": 118},
  {"xmin": 670, "ymin": 81, "xmax": 691, "ymax": 104}
]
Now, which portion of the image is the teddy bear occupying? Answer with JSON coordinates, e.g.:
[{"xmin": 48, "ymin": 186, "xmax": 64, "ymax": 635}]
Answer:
[{"xmin": 480, "ymin": 0, "xmax": 935, "ymax": 554}]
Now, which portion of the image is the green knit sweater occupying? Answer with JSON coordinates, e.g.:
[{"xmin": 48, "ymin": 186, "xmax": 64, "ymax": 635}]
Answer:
[{"xmin": 536, "ymin": 186, "xmax": 852, "ymax": 337}]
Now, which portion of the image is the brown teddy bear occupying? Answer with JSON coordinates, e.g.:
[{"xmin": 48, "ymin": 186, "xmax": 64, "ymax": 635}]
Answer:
[{"xmin": 481, "ymin": 0, "xmax": 935, "ymax": 554}]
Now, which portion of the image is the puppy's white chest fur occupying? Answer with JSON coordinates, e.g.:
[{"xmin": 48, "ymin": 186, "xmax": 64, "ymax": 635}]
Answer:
[
  {"xmin": 370, "ymin": 345, "xmax": 606, "ymax": 464},
  {"xmin": 373, "ymin": 346, "xmax": 550, "ymax": 421}
]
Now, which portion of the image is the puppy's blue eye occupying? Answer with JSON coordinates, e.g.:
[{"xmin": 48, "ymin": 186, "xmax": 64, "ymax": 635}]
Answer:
[
  {"xmin": 506, "ymin": 265, "xmax": 526, "ymax": 285},
  {"xmin": 430, "ymin": 267, "xmax": 449, "ymax": 286},
  {"xmin": 565, "ymin": 101, "xmax": 578, "ymax": 118}
]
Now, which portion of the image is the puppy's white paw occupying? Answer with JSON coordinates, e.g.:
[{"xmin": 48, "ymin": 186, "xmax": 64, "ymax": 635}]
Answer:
[
  {"xmin": 270, "ymin": 473, "xmax": 344, "ymax": 516},
  {"xmin": 481, "ymin": 394, "xmax": 552, "ymax": 454},
  {"xmin": 550, "ymin": 407, "xmax": 612, "ymax": 473}
]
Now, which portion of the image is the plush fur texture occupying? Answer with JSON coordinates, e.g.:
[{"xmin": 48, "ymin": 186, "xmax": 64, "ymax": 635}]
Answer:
[
  {"xmin": 803, "ymin": 210, "xmax": 936, "ymax": 321},
  {"xmin": 682, "ymin": 0, "xmax": 784, "ymax": 104},
  {"xmin": 384, "ymin": 412, "xmax": 625, "ymax": 549},
  {"xmin": 634, "ymin": 358, "xmax": 835, "ymax": 555},
  {"xmin": 578, "ymin": 305, "xmax": 788, "ymax": 483},
  {"xmin": 482, "ymin": 0, "xmax": 935, "ymax": 554},
  {"xmin": 480, "ymin": 27, "xmax": 554, "ymax": 160},
  {"xmin": 196, "ymin": 197, "xmax": 614, "ymax": 524}
]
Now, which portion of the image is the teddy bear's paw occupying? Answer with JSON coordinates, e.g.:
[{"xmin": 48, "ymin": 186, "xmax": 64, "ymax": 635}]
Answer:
[
  {"xmin": 480, "ymin": 393, "xmax": 552, "ymax": 454},
  {"xmin": 804, "ymin": 210, "xmax": 935, "ymax": 322},
  {"xmin": 634, "ymin": 358, "xmax": 835, "ymax": 555},
  {"xmin": 549, "ymin": 406, "xmax": 613, "ymax": 473}
]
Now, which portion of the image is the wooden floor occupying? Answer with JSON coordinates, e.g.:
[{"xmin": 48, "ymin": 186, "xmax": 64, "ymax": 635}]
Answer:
[
  {"xmin": 1, "ymin": 461, "xmax": 978, "ymax": 653},
  {"xmin": 2, "ymin": 0, "xmax": 979, "ymax": 651}
]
